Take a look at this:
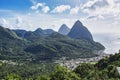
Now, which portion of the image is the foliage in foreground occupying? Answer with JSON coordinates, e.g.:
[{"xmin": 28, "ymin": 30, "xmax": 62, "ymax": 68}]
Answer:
[
  {"xmin": 0, "ymin": 51, "xmax": 120, "ymax": 80},
  {"xmin": 74, "ymin": 52, "xmax": 120, "ymax": 80}
]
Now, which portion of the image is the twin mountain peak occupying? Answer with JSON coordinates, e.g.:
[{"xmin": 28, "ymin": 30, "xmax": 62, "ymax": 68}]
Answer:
[
  {"xmin": 0, "ymin": 20, "xmax": 105, "ymax": 59},
  {"xmin": 0, "ymin": 20, "xmax": 93, "ymax": 41},
  {"xmin": 58, "ymin": 20, "xmax": 93, "ymax": 41}
]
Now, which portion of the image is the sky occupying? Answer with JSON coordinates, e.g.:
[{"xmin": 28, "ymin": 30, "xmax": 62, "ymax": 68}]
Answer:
[{"xmin": 0, "ymin": 0, "xmax": 120, "ymax": 54}]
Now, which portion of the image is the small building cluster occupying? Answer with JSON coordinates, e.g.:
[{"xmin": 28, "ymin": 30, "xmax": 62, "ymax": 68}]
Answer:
[{"xmin": 55, "ymin": 53, "xmax": 110, "ymax": 70}]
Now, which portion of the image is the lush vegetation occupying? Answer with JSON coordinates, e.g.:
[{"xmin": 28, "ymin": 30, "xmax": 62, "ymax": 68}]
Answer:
[
  {"xmin": 0, "ymin": 52, "xmax": 120, "ymax": 80},
  {"xmin": 0, "ymin": 61, "xmax": 56, "ymax": 80},
  {"xmin": 0, "ymin": 26, "xmax": 105, "ymax": 62},
  {"xmin": 74, "ymin": 52, "xmax": 120, "ymax": 80},
  {"xmin": 1, "ymin": 26, "xmax": 119, "ymax": 80}
]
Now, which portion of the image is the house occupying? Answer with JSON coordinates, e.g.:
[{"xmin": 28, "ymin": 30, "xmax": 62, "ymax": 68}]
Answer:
[{"xmin": 117, "ymin": 67, "xmax": 120, "ymax": 75}]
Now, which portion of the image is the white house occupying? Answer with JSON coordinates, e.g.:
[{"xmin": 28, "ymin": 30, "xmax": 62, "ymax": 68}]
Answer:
[{"xmin": 117, "ymin": 67, "xmax": 120, "ymax": 75}]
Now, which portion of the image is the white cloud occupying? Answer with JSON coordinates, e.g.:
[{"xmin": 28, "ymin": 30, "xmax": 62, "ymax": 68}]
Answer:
[
  {"xmin": 16, "ymin": 17, "xmax": 22, "ymax": 24},
  {"xmin": 31, "ymin": 3, "xmax": 44, "ymax": 10},
  {"xmin": 14, "ymin": 16, "xmax": 34, "ymax": 30},
  {"xmin": 0, "ymin": 16, "xmax": 34, "ymax": 30},
  {"xmin": 82, "ymin": 0, "xmax": 108, "ymax": 10},
  {"xmin": 0, "ymin": 18, "xmax": 13, "ymax": 28},
  {"xmin": 52, "ymin": 5, "xmax": 71, "ymax": 13},
  {"xmin": 82, "ymin": 0, "xmax": 120, "ymax": 19},
  {"xmin": 115, "ymin": 0, "xmax": 120, "ymax": 3},
  {"xmin": 15, "ymin": 17, "xmax": 23, "ymax": 28},
  {"xmin": 87, "ymin": 15, "xmax": 104, "ymax": 20},
  {"xmin": 31, "ymin": 3, "xmax": 50, "ymax": 13},
  {"xmin": 42, "ymin": 6, "xmax": 50, "ymax": 13},
  {"xmin": 70, "ymin": 6, "xmax": 80, "ymax": 14}
]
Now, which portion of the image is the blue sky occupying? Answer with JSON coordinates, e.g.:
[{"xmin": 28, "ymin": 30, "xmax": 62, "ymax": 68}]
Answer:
[
  {"xmin": 0, "ymin": 0, "xmax": 85, "ymax": 14},
  {"xmin": 0, "ymin": 0, "xmax": 32, "ymax": 12},
  {"xmin": 0, "ymin": 0, "xmax": 120, "ymax": 53}
]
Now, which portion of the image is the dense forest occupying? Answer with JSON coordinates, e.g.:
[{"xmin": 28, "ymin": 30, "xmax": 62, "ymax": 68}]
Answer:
[
  {"xmin": 0, "ymin": 51, "xmax": 120, "ymax": 80},
  {"xmin": 0, "ymin": 26, "xmax": 105, "ymax": 62},
  {"xmin": 0, "ymin": 25, "xmax": 119, "ymax": 80}
]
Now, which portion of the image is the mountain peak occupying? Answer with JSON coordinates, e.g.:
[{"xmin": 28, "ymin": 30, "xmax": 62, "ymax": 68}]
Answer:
[
  {"xmin": 61, "ymin": 24, "xmax": 67, "ymax": 27},
  {"xmin": 35, "ymin": 28, "xmax": 43, "ymax": 32},
  {"xmin": 44, "ymin": 29, "xmax": 55, "ymax": 34},
  {"xmin": 68, "ymin": 20, "xmax": 93, "ymax": 41},
  {"xmin": 76, "ymin": 20, "xmax": 82, "ymax": 23},
  {"xmin": 58, "ymin": 24, "xmax": 70, "ymax": 35},
  {"xmin": 34, "ymin": 28, "xmax": 44, "ymax": 32},
  {"xmin": 74, "ymin": 20, "xmax": 83, "ymax": 27}
]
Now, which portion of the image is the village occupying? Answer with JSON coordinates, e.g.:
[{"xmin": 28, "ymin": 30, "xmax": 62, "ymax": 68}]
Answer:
[{"xmin": 55, "ymin": 53, "xmax": 110, "ymax": 70}]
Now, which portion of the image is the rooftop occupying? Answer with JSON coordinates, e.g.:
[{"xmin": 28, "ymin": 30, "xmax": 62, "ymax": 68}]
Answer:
[{"xmin": 117, "ymin": 67, "xmax": 120, "ymax": 75}]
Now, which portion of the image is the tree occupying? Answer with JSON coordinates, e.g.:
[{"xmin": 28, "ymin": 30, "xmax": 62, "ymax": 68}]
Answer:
[
  {"xmin": 107, "ymin": 65, "xmax": 119, "ymax": 78},
  {"xmin": 5, "ymin": 73, "xmax": 21, "ymax": 80},
  {"xmin": 36, "ymin": 75, "xmax": 50, "ymax": 80},
  {"xmin": 96, "ymin": 58, "xmax": 109, "ymax": 70},
  {"xmin": 74, "ymin": 63, "xmax": 94, "ymax": 78},
  {"xmin": 51, "ymin": 65, "xmax": 80, "ymax": 80}
]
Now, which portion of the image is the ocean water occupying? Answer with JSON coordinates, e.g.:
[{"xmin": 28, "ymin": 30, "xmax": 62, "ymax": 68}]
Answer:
[{"xmin": 93, "ymin": 33, "xmax": 120, "ymax": 54}]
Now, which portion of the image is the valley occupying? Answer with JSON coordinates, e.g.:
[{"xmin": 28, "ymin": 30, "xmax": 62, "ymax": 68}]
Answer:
[{"xmin": 0, "ymin": 20, "xmax": 119, "ymax": 80}]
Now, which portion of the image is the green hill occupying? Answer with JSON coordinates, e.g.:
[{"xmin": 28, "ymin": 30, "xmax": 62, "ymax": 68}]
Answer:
[
  {"xmin": 25, "ymin": 33, "xmax": 105, "ymax": 61},
  {"xmin": 0, "ymin": 26, "xmax": 105, "ymax": 62},
  {"xmin": 0, "ymin": 26, "xmax": 18, "ymax": 39}
]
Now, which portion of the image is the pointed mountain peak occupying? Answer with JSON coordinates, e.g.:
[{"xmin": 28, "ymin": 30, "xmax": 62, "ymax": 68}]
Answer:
[
  {"xmin": 68, "ymin": 20, "xmax": 93, "ymax": 41},
  {"xmin": 59, "ymin": 24, "xmax": 69, "ymax": 30},
  {"xmin": 35, "ymin": 28, "xmax": 43, "ymax": 32},
  {"xmin": 74, "ymin": 20, "xmax": 83, "ymax": 27},
  {"xmin": 61, "ymin": 24, "xmax": 67, "ymax": 27},
  {"xmin": 58, "ymin": 24, "xmax": 70, "ymax": 35},
  {"xmin": 76, "ymin": 20, "xmax": 81, "ymax": 23},
  {"xmin": 34, "ymin": 28, "xmax": 45, "ymax": 35}
]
